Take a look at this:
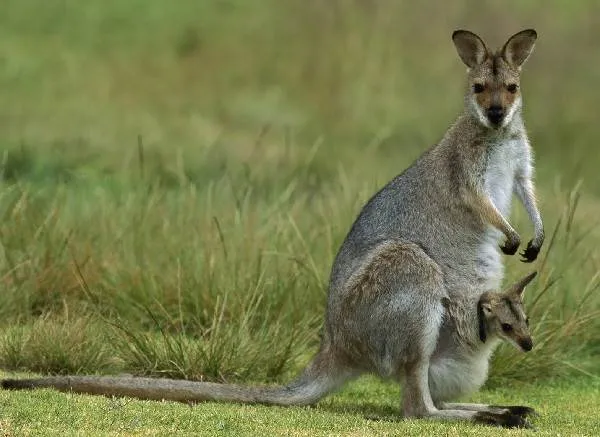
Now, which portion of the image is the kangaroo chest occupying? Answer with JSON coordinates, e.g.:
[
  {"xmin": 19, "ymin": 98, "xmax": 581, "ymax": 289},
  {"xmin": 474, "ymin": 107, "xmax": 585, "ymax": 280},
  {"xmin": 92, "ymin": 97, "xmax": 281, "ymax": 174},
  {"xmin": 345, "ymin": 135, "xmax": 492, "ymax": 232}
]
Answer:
[{"xmin": 482, "ymin": 138, "xmax": 523, "ymax": 216}]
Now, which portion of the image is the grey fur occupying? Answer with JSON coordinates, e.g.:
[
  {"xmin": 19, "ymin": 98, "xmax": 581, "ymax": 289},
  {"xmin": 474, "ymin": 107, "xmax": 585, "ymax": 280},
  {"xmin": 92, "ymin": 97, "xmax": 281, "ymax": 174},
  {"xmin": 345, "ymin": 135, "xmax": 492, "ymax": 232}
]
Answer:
[{"xmin": 2, "ymin": 29, "xmax": 543, "ymax": 429}]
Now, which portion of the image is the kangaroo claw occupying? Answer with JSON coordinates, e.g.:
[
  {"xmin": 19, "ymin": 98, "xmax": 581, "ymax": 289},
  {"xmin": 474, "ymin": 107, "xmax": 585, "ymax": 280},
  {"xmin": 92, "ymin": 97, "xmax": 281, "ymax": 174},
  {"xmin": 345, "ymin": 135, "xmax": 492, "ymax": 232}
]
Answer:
[
  {"xmin": 520, "ymin": 240, "xmax": 540, "ymax": 263},
  {"xmin": 491, "ymin": 405, "xmax": 538, "ymax": 418},
  {"xmin": 474, "ymin": 410, "xmax": 535, "ymax": 429}
]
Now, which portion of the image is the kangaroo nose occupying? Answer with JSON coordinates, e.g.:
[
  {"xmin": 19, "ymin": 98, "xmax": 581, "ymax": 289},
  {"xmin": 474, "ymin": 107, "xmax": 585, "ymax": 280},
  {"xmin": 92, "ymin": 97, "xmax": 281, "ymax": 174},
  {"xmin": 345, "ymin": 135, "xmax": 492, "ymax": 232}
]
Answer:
[
  {"xmin": 519, "ymin": 337, "xmax": 533, "ymax": 352},
  {"xmin": 487, "ymin": 106, "xmax": 504, "ymax": 125}
]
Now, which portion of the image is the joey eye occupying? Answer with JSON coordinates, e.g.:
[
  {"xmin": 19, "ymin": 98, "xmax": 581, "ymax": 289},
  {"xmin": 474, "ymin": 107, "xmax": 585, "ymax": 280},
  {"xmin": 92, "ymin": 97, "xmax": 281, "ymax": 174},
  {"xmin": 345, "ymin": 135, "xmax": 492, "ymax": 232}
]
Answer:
[
  {"xmin": 473, "ymin": 83, "xmax": 485, "ymax": 94},
  {"xmin": 501, "ymin": 323, "xmax": 513, "ymax": 333},
  {"xmin": 525, "ymin": 317, "xmax": 530, "ymax": 327},
  {"xmin": 507, "ymin": 84, "xmax": 518, "ymax": 93}
]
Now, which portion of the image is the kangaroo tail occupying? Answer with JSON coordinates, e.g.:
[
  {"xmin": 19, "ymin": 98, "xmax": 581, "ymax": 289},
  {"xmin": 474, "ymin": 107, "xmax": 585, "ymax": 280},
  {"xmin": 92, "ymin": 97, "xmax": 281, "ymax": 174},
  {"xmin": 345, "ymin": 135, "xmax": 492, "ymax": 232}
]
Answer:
[{"xmin": 1, "ymin": 350, "xmax": 352, "ymax": 406}]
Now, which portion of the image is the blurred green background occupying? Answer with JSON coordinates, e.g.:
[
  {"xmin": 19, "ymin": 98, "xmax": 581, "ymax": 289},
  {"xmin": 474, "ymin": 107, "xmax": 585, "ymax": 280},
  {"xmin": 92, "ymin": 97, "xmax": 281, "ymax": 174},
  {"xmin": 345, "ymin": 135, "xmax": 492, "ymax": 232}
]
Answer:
[{"xmin": 0, "ymin": 1, "xmax": 598, "ymax": 384}]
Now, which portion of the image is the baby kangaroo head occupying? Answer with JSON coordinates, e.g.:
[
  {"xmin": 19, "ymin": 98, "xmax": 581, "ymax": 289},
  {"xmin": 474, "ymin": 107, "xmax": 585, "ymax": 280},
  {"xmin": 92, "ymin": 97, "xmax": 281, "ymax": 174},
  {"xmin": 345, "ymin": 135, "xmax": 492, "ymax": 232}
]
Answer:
[
  {"xmin": 452, "ymin": 29, "xmax": 537, "ymax": 129},
  {"xmin": 478, "ymin": 272, "xmax": 537, "ymax": 352}
]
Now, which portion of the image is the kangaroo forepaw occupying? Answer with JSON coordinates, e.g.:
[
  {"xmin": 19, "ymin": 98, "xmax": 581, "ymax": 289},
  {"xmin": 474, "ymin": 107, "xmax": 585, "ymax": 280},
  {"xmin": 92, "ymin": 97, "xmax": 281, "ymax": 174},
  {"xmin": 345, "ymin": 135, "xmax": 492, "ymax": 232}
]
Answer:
[
  {"xmin": 500, "ymin": 237, "xmax": 520, "ymax": 255},
  {"xmin": 520, "ymin": 240, "xmax": 540, "ymax": 263},
  {"xmin": 474, "ymin": 410, "xmax": 534, "ymax": 429}
]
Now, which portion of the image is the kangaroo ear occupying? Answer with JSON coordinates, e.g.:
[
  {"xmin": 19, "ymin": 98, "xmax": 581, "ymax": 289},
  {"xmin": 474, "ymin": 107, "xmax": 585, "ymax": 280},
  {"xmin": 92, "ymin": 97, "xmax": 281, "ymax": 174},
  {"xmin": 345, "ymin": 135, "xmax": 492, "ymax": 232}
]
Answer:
[
  {"xmin": 480, "ymin": 301, "xmax": 493, "ymax": 315},
  {"xmin": 477, "ymin": 299, "xmax": 492, "ymax": 343},
  {"xmin": 502, "ymin": 29, "xmax": 537, "ymax": 68},
  {"xmin": 511, "ymin": 271, "xmax": 538, "ymax": 297},
  {"xmin": 452, "ymin": 30, "xmax": 489, "ymax": 68}
]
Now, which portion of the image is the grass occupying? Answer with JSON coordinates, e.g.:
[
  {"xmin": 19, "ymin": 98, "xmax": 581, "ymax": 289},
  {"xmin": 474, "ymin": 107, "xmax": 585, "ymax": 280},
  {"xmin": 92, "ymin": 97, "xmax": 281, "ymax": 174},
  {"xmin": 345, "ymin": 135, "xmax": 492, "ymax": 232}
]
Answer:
[
  {"xmin": 1, "ymin": 373, "xmax": 599, "ymax": 436},
  {"xmin": 0, "ymin": 0, "xmax": 599, "ymax": 435}
]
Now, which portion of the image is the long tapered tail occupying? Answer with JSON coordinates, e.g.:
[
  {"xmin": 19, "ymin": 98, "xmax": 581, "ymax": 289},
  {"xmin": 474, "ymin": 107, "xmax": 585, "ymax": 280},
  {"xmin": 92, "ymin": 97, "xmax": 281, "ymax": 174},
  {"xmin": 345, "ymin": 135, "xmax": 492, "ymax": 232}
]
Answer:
[
  {"xmin": 1, "ymin": 350, "xmax": 351, "ymax": 406},
  {"xmin": 2, "ymin": 375, "xmax": 328, "ymax": 405}
]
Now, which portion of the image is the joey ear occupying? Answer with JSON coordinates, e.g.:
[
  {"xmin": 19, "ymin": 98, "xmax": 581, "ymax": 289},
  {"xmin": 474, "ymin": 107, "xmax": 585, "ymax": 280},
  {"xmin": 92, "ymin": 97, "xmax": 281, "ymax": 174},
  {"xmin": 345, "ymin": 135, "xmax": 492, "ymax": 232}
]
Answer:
[
  {"xmin": 511, "ymin": 271, "xmax": 538, "ymax": 297},
  {"xmin": 481, "ymin": 302, "xmax": 493, "ymax": 315},
  {"xmin": 502, "ymin": 29, "xmax": 537, "ymax": 68},
  {"xmin": 452, "ymin": 30, "xmax": 489, "ymax": 68},
  {"xmin": 477, "ymin": 298, "xmax": 492, "ymax": 343}
]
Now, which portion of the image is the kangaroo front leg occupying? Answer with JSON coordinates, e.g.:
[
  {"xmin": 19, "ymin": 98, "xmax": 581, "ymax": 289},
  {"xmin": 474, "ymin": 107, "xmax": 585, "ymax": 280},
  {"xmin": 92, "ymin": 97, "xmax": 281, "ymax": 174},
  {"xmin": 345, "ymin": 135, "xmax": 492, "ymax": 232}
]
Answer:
[
  {"xmin": 514, "ymin": 175, "xmax": 544, "ymax": 262},
  {"xmin": 463, "ymin": 189, "xmax": 521, "ymax": 255}
]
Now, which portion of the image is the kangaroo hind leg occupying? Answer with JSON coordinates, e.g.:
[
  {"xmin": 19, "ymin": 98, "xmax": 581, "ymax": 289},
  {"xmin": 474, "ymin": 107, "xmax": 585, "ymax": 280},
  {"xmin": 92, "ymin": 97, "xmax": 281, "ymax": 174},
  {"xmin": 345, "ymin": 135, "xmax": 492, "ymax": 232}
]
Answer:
[
  {"xmin": 404, "ymin": 372, "xmax": 534, "ymax": 429},
  {"xmin": 441, "ymin": 402, "xmax": 537, "ymax": 418}
]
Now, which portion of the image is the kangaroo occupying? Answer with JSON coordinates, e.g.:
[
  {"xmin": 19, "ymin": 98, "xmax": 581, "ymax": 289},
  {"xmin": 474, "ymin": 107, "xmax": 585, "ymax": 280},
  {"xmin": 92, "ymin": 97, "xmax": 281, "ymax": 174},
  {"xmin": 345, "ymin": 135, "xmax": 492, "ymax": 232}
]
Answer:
[{"xmin": 2, "ymin": 29, "xmax": 544, "ymax": 428}]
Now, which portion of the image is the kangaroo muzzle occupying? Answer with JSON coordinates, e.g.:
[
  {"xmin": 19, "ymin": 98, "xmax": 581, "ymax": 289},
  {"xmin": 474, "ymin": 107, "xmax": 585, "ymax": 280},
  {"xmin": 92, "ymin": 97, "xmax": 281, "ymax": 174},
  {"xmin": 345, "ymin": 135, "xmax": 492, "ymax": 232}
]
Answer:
[
  {"xmin": 486, "ymin": 105, "xmax": 504, "ymax": 126},
  {"xmin": 519, "ymin": 337, "xmax": 533, "ymax": 352}
]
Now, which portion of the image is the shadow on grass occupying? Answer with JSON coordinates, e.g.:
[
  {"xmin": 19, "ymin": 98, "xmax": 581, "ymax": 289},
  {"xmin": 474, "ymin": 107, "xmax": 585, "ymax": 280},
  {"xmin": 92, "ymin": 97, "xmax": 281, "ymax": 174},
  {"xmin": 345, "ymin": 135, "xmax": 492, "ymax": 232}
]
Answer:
[{"xmin": 314, "ymin": 399, "xmax": 401, "ymax": 422}]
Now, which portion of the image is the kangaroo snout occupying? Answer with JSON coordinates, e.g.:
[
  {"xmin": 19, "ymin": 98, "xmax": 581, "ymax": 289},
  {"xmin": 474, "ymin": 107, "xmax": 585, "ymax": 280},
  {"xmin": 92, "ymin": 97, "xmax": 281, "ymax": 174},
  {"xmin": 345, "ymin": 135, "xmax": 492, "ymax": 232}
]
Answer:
[
  {"xmin": 519, "ymin": 337, "xmax": 533, "ymax": 352},
  {"xmin": 487, "ymin": 106, "xmax": 504, "ymax": 126}
]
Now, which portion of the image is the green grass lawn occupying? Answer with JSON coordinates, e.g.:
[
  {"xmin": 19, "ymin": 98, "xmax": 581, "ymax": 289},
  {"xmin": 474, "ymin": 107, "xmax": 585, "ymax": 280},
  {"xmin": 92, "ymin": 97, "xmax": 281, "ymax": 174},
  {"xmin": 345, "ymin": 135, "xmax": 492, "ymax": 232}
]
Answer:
[{"xmin": 1, "ymin": 374, "xmax": 599, "ymax": 436}]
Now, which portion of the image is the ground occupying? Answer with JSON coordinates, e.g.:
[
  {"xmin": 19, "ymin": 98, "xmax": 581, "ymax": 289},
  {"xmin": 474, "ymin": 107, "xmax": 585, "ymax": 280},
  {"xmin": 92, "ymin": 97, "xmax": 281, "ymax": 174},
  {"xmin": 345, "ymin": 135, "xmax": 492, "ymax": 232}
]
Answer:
[{"xmin": 1, "ymin": 374, "xmax": 599, "ymax": 436}]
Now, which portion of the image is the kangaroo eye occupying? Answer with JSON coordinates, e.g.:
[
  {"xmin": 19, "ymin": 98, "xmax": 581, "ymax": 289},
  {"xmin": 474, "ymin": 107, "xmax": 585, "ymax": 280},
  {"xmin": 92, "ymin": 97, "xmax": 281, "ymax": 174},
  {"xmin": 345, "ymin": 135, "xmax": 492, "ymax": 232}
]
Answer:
[
  {"xmin": 473, "ymin": 83, "xmax": 485, "ymax": 93},
  {"xmin": 501, "ymin": 323, "xmax": 513, "ymax": 333},
  {"xmin": 507, "ymin": 84, "xmax": 518, "ymax": 93},
  {"xmin": 525, "ymin": 317, "xmax": 530, "ymax": 326}
]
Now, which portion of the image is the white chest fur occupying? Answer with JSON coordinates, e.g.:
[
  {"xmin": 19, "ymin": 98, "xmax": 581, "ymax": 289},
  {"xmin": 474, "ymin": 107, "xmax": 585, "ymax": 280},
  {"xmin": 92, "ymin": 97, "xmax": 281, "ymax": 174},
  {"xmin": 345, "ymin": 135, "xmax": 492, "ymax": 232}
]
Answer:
[
  {"xmin": 475, "ymin": 135, "xmax": 528, "ymax": 289},
  {"xmin": 483, "ymin": 137, "xmax": 524, "ymax": 216}
]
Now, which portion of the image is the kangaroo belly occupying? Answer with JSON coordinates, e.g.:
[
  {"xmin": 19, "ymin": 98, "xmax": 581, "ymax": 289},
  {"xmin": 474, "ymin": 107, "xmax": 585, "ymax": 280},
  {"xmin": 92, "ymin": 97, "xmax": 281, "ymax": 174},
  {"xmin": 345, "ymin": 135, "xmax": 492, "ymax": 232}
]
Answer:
[{"xmin": 428, "ymin": 352, "xmax": 492, "ymax": 403}]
